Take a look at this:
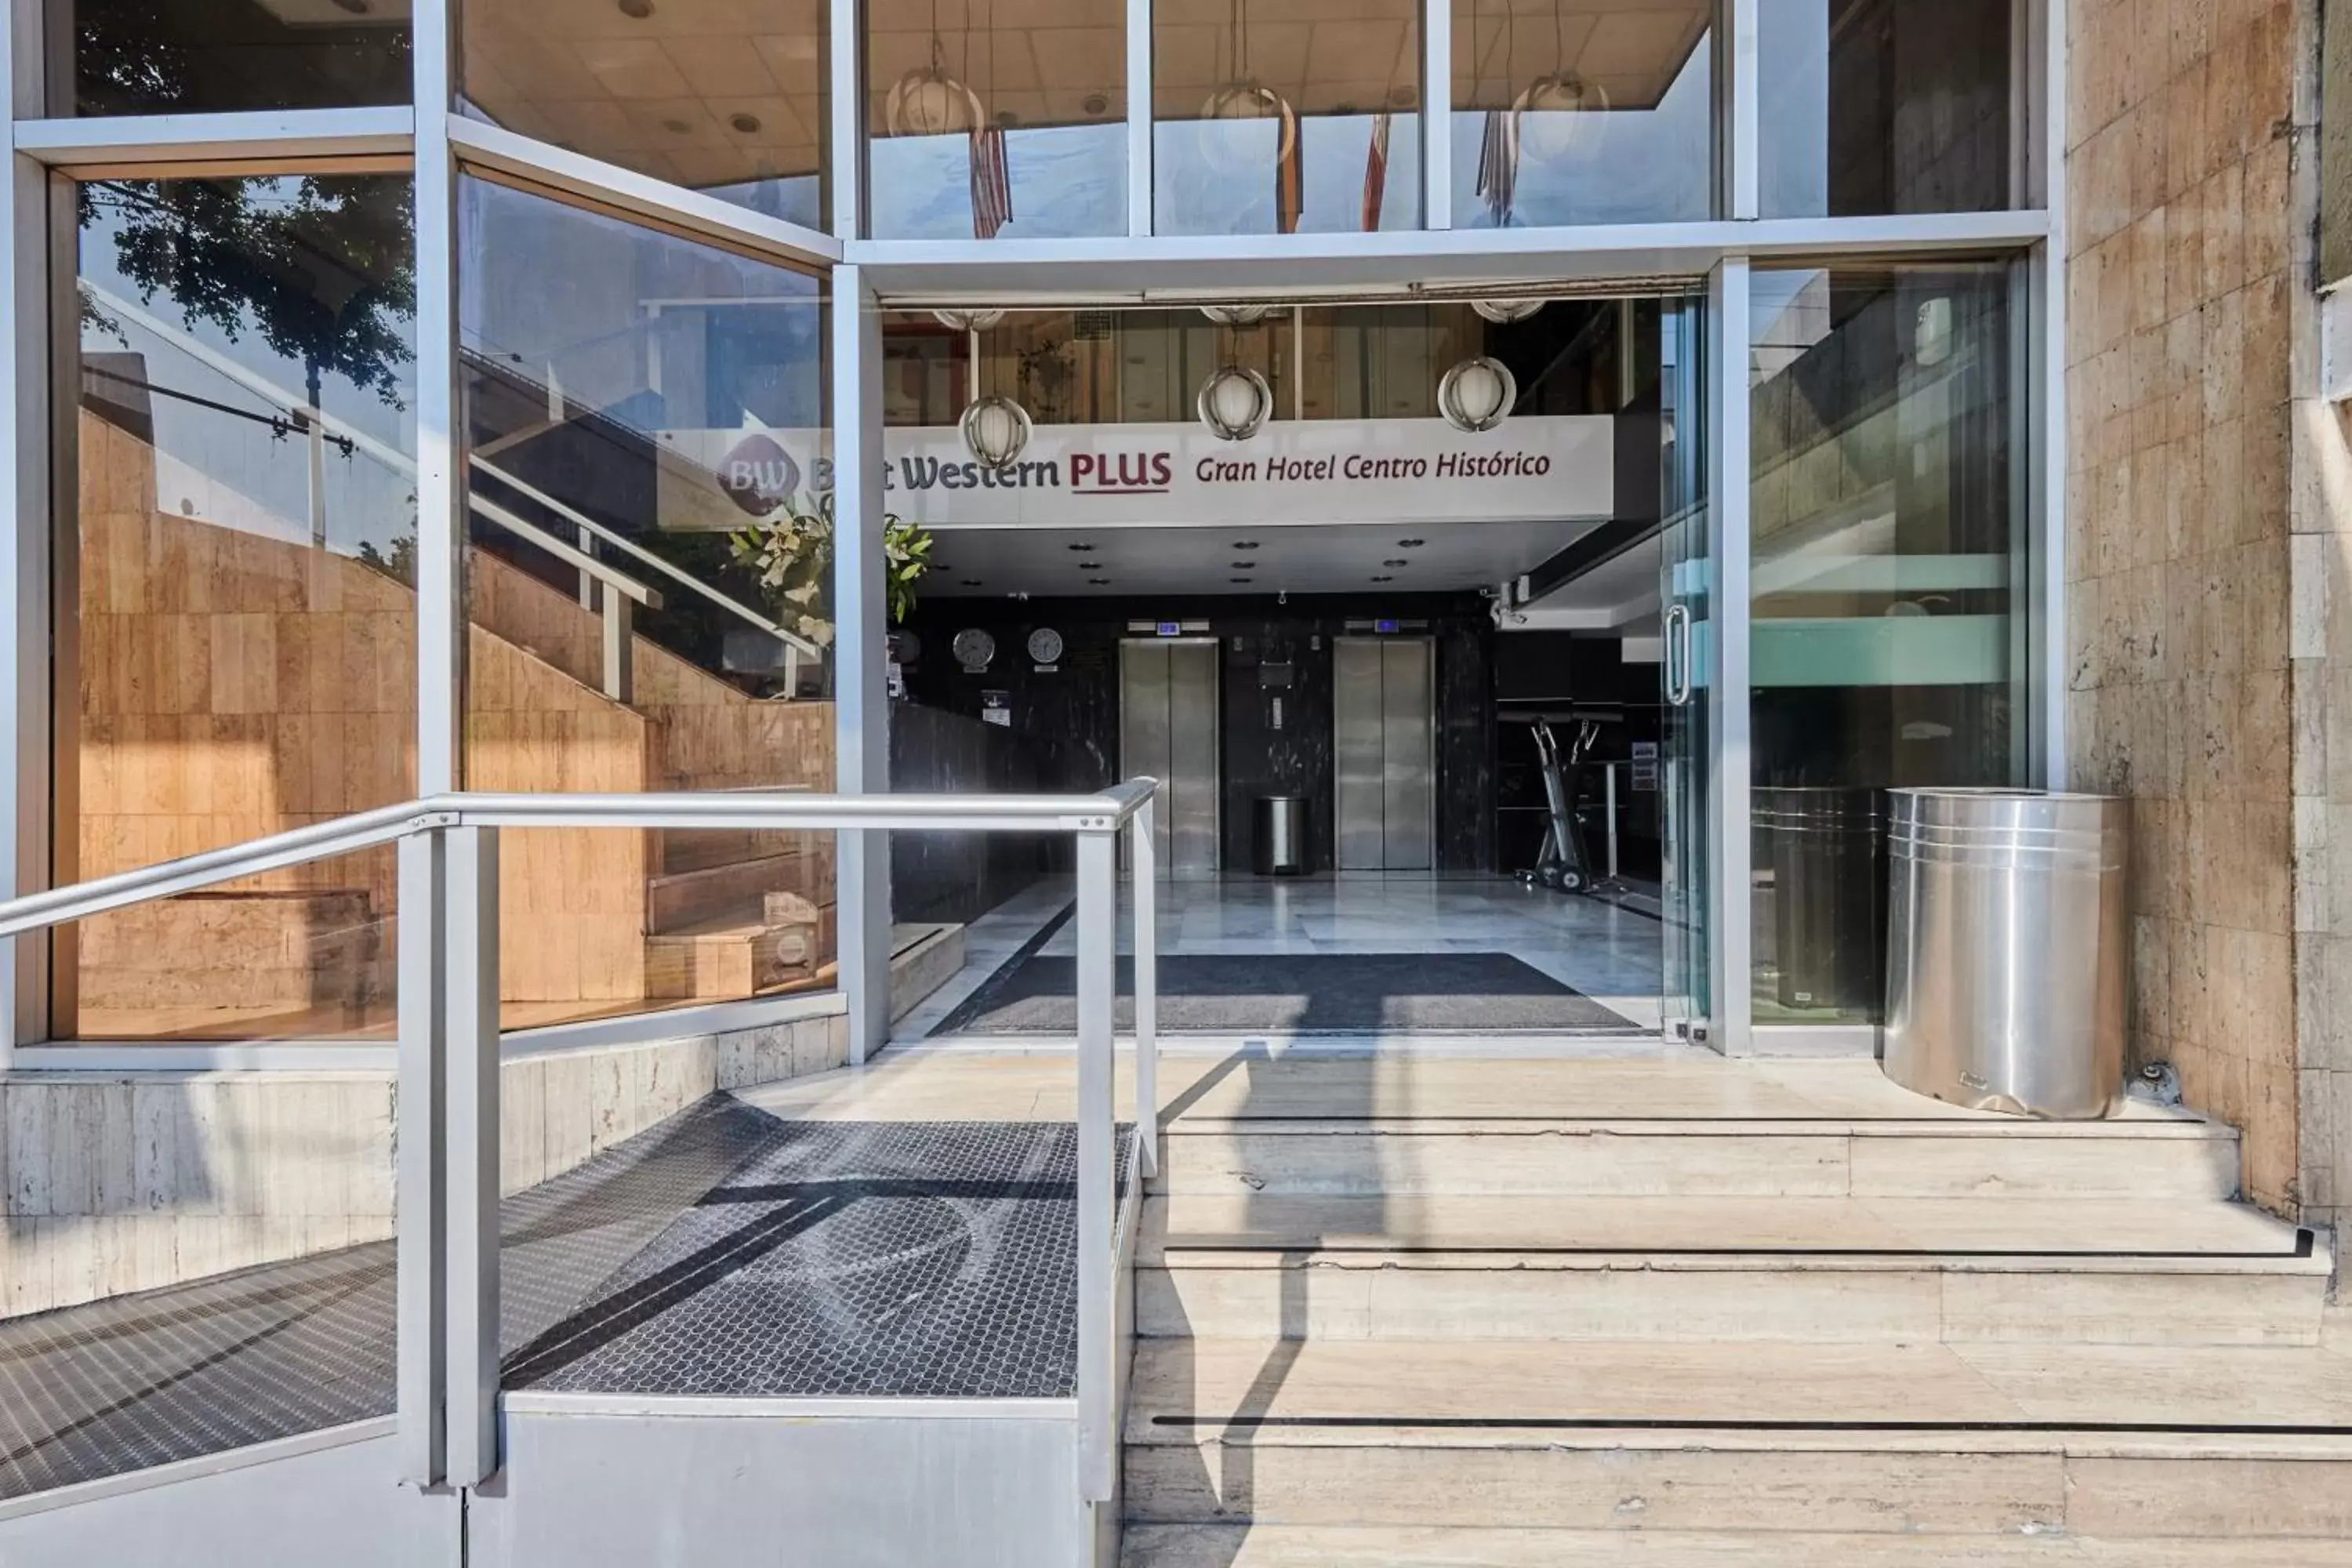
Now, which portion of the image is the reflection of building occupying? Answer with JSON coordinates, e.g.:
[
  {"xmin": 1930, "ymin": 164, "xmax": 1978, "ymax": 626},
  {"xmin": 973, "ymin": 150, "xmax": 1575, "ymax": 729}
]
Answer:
[{"xmin": 10, "ymin": 4, "xmax": 2352, "ymax": 1566}]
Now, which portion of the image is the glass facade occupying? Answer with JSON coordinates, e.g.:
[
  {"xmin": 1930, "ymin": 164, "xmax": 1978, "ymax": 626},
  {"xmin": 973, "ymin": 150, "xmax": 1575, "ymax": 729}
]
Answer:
[
  {"xmin": 1757, "ymin": 0, "xmax": 2016, "ymax": 217},
  {"xmin": 60, "ymin": 0, "xmax": 412, "ymax": 115},
  {"xmin": 462, "ymin": 0, "xmax": 830, "ymax": 228},
  {"xmin": 1748, "ymin": 262, "xmax": 2021, "ymax": 1024},
  {"xmin": 60, "ymin": 172, "xmax": 416, "ymax": 1040},
  {"xmin": 1450, "ymin": 0, "xmax": 1714, "ymax": 227},
  {"xmin": 868, "ymin": 0, "xmax": 1127, "ymax": 238},
  {"xmin": 1153, "ymin": 0, "xmax": 1421, "ymax": 234},
  {"xmin": 458, "ymin": 176, "xmax": 835, "ymax": 1032}
]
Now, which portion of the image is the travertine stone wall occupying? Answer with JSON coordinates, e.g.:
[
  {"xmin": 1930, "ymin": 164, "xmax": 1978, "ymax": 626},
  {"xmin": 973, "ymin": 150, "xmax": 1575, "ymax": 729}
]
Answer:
[{"xmin": 2063, "ymin": 0, "xmax": 2303, "ymax": 1211}]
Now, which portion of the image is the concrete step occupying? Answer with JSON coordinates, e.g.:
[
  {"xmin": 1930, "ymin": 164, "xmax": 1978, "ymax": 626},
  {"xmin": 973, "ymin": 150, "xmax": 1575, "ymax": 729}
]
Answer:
[
  {"xmin": 1135, "ymin": 1195, "xmax": 2329, "ymax": 1346},
  {"xmin": 1121, "ymin": 1337, "xmax": 2352, "ymax": 1533},
  {"xmin": 1122, "ymin": 1526, "xmax": 2352, "ymax": 1566},
  {"xmin": 1150, "ymin": 1119, "xmax": 2244, "ymax": 1201}
]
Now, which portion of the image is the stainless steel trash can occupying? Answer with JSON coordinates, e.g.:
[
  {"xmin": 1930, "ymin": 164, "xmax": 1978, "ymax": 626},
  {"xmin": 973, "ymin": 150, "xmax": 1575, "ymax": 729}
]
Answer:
[
  {"xmin": 1254, "ymin": 795, "xmax": 1306, "ymax": 876},
  {"xmin": 1882, "ymin": 789, "xmax": 2129, "ymax": 1120}
]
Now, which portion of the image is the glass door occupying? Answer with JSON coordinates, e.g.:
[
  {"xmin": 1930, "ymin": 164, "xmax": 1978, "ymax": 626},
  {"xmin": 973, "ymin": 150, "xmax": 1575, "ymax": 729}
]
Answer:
[{"xmin": 1658, "ymin": 289, "xmax": 1712, "ymax": 1044}]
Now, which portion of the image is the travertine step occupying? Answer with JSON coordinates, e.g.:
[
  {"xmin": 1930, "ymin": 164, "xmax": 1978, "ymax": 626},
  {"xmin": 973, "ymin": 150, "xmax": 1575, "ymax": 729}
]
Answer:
[
  {"xmin": 77, "ymin": 889, "xmax": 391, "ymax": 1007},
  {"xmin": 1123, "ymin": 1525, "xmax": 2352, "ymax": 1566},
  {"xmin": 1152, "ymin": 1120, "xmax": 2242, "ymax": 1201},
  {"xmin": 657, "ymin": 825, "xmax": 832, "ymax": 877},
  {"xmin": 644, "ymin": 848, "xmax": 829, "ymax": 932},
  {"xmin": 1122, "ymin": 1337, "xmax": 2352, "ymax": 1533},
  {"xmin": 1136, "ymin": 1195, "xmax": 2329, "ymax": 1346},
  {"xmin": 644, "ymin": 910, "xmax": 829, "ymax": 1000}
]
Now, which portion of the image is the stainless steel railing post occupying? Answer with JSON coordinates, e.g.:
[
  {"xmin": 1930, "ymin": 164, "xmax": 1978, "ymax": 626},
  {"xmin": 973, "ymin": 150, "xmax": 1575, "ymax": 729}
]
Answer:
[
  {"xmin": 395, "ymin": 828, "xmax": 448, "ymax": 1488},
  {"xmin": 1131, "ymin": 795, "xmax": 1158, "ymax": 1178},
  {"xmin": 1073, "ymin": 825, "xmax": 1117, "ymax": 1502},
  {"xmin": 445, "ymin": 824, "xmax": 503, "ymax": 1486}
]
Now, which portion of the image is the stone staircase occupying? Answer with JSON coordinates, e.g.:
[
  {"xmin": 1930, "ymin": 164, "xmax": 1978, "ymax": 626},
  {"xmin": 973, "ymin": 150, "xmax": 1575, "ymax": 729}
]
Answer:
[{"xmin": 1119, "ymin": 1055, "xmax": 2352, "ymax": 1565}]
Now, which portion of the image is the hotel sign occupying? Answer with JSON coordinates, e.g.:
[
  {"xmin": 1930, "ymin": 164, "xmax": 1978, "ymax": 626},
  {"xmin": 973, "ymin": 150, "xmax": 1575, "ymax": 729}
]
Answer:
[{"xmin": 661, "ymin": 415, "xmax": 1614, "ymax": 531}]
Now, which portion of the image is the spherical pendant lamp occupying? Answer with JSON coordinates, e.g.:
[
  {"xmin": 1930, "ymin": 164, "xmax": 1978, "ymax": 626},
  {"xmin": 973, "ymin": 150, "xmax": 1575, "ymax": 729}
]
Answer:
[
  {"xmin": 933, "ymin": 308, "xmax": 1006, "ymax": 332},
  {"xmin": 1196, "ymin": 365, "xmax": 1274, "ymax": 443},
  {"xmin": 1439, "ymin": 355, "xmax": 1518, "ymax": 434},
  {"xmin": 1196, "ymin": 81, "xmax": 1297, "ymax": 177},
  {"xmin": 1512, "ymin": 71, "xmax": 1607, "ymax": 161},
  {"xmin": 1200, "ymin": 303, "xmax": 1274, "ymax": 327},
  {"xmin": 960, "ymin": 394, "xmax": 1033, "ymax": 470},
  {"xmin": 1472, "ymin": 298, "xmax": 1548, "ymax": 325},
  {"xmin": 886, "ymin": 64, "xmax": 984, "ymax": 138}
]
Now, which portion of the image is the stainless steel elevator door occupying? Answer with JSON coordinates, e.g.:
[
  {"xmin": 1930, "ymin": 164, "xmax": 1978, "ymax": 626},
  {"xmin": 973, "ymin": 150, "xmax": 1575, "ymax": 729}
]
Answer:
[
  {"xmin": 1334, "ymin": 637, "xmax": 1436, "ymax": 871},
  {"xmin": 1120, "ymin": 639, "xmax": 1221, "ymax": 877}
]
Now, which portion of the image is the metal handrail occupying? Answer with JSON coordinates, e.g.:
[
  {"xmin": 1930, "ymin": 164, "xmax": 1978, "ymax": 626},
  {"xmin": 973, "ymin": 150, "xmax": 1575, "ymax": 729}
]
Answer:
[
  {"xmin": 0, "ymin": 784, "xmax": 1156, "ymax": 940},
  {"xmin": 472, "ymin": 455, "xmax": 822, "ymax": 659},
  {"xmin": 0, "ymin": 779, "xmax": 1160, "ymax": 1508}
]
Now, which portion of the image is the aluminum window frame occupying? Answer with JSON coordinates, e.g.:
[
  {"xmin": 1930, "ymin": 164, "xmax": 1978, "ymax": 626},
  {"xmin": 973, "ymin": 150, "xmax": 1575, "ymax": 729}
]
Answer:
[{"xmin": 3, "ymin": 0, "xmax": 2066, "ymax": 1068}]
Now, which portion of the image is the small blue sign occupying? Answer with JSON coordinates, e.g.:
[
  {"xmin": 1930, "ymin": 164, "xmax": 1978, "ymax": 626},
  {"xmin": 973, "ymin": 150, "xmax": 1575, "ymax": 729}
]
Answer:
[
  {"xmin": 1374, "ymin": 618, "xmax": 1400, "ymax": 634},
  {"xmin": 1156, "ymin": 621, "xmax": 1182, "ymax": 637}
]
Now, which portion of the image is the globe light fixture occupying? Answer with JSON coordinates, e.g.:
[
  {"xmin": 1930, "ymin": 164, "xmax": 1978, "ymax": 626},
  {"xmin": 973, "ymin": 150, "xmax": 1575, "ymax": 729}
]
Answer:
[
  {"xmin": 960, "ymin": 394, "xmax": 1033, "ymax": 470},
  {"xmin": 1472, "ymin": 298, "xmax": 1547, "ymax": 325},
  {"xmin": 885, "ymin": 58, "xmax": 983, "ymax": 138},
  {"xmin": 1200, "ymin": 303, "xmax": 1274, "ymax": 327},
  {"xmin": 1196, "ymin": 81, "xmax": 1296, "ymax": 178},
  {"xmin": 1439, "ymin": 355, "xmax": 1517, "ymax": 434},
  {"xmin": 933, "ymin": 308, "xmax": 1006, "ymax": 332},
  {"xmin": 1513, "ymin": 71, "xmax": 1607, "ymax": 161},
  {"xmin": 1196, "ymin": 365, "xmax": 1273, "ymax": 442}
]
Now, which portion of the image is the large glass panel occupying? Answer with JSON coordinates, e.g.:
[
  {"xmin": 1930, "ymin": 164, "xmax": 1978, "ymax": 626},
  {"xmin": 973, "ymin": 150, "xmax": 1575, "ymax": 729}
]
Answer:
[
  {"xmin": 60, "ymin": 172, "xmax": 416, "ymax": 1042},
  {"xmin": 1658, "ymin": 288, "xmax": 1709, "ymax": 1042},
  {"xmin": 1154, "ymin": 0, "xmax": 1421, "ymax": 234},
  {"xmin": 60, "ymin": 0, "xmax": 412, "ymax": 115},
  {"xmin": 1757, "ymin": 0, "xmax": 2015, "ymax": 217},
  {"xmin": 459, "ymin": 175, "xmax": 836, "ymax": 1033},
  {"xmin": 1748, "ymin": 263, "xmax": 2020, "ymax": 1026},
  {"xmin": 462, "ymin": 0, "xmax": 829, "ymax": 230},
  {"xmin": 868, "ymin": 0, "xmax": 1126, "ymax": 239},
  {"xmin": 1450, "ymin": 0, "xmax": 1713, "ymax": 228}
]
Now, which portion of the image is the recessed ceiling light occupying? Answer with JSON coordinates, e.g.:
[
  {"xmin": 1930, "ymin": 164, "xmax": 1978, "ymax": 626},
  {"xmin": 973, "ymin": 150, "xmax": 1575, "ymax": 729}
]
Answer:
[
  {"xmin": 1398, "ymin": 537, "xmax": 1425, "ymax": 547},
  {"xmin": 331, "ymin": 0, "xmax": 371, "ymax": 13},
  {"xmin": 1087, "ymin": 577, "xmax": 1111, "ymax": 586},
  {"xmin": 731, "ymin": 113, "xmax": 762, "ymax": 134},
  {"xmin": 617, "ymin": 0, "xmax": 653, "ymax": 16},
  {"xmin": 1231, "ymin": 561, "xmax": 1256, "ymax": 569},
  {"xmin": 662, "ymin": 118, "xmax": 691, "ymax": 134},
  {"xmin": 1232, "ymin": 539, "xmax": 1260, "ymax": 550},
  {"xmin": 1389, "ymin": 84, "xmax": 1417, "ymax": 107},
  {"xmin": 1383, "ymin": 558, "xmax": 1410, "ymax": 567},
  {"xmin": 1078, "ymin": 561, "xmax": 1102, "ymax": 569},
  {"xmin": 1370, "ymin": 575, "xmax": 1394, "ymax": 583},
  {"xmin": 961, "ymin": 578, "xmax": 984, "ymax": 586},
  {"xmin": 995, "ymin": 109, "xmax": 1022, "ymax": 127},
  {"xmin": 1067, "ymin": 542, "xmax": 1098, "ymax": 551},
  {"xmin": 1083, "ymin": 93, "xmax": 1109, "ymax": 116}
]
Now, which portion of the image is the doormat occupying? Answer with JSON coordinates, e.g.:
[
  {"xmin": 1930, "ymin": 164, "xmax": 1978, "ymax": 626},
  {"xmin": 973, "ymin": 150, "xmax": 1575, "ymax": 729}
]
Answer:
[{"xmin": 931, "ymin": 951, "xmax": 1642, "ymax": 1035}]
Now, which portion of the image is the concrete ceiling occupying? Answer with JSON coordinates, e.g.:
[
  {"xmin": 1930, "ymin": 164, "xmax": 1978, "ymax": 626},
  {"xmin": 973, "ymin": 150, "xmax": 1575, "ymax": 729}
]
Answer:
[{"xmin": 923, "ymin": 515, "xmax": 1593, "ymax": 598}]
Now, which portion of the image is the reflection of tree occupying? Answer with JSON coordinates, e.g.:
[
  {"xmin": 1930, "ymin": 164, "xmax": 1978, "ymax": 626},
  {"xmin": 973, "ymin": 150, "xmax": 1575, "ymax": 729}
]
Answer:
[
  {"xmin": 74, "ymin": 0, "xmax": 411, "ymax": 117},
  {"xmin": 83, "ymin": 176, "xmax": 416, "ymax": 416}
]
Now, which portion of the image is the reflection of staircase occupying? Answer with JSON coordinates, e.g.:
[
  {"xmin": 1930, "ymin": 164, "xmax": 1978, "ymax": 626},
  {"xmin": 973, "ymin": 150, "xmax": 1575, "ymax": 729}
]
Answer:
[
  {"xmin": 644, "ymin": 829, "xmax": 838, "ymax": 1000},
  {"xmin": 77, "ymin": 888, "xmax": 391, "ymax": 1013}
]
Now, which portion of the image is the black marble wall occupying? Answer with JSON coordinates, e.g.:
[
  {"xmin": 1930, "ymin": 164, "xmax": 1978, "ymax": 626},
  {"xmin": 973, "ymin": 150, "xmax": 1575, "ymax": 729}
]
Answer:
[
  {"xmin": 898, "ymin": 592, "xmax": 1498, "ymax": 875},
  {"xmin": 887, "ymin": 702, "xmax": 1058, "ymax": 924}
]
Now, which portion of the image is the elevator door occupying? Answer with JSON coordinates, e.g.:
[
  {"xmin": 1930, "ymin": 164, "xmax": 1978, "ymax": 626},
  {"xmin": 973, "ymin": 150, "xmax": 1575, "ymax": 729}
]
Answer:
[
  {"xmin": 1334, "ymin": 637, "xmax": 1436, "ymax": 871},
  {"xmin": 1120, "ymin": 639, "xmax": 1221, "ymax": 877}
]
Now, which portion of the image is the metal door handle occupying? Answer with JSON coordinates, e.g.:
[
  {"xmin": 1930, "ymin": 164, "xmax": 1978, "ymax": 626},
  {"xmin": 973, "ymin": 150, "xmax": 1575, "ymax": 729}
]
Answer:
[{"xmin": 1663, "ymin": 604, "xmax": 1693, "ymax": 706}]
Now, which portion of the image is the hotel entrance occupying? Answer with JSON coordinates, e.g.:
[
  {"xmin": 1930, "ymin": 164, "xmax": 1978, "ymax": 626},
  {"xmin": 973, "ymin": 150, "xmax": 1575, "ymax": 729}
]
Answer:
[{"xmin": 884, "ymin": 292, "xmax": 1710, "ymax": 1043}]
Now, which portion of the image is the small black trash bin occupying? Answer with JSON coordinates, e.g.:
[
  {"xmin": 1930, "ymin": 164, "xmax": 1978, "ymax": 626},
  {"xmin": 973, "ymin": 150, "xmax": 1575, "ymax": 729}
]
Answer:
[
  {"xmin": 1254, "ymin": 795, "xmax": 1307, "ymax": 876},
  {"xmin": 1753, "ymin": 786, "xmax": 1885, "ymax": 1014}
]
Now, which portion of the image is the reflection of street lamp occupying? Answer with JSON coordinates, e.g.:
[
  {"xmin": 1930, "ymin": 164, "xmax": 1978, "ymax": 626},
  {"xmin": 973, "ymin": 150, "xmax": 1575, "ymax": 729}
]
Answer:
[
  {"xmin": 960, "ymin": 394, "xmax": 1033, "ymax": 469},
  {"xmin": 1439, "ymin": 356, "xmax": 1517, "ymax": 433},
  {"xmin": 1197, "ymin": 365, "xmax": 1273, "ymax": 441},
  {"xmin": 1472, "ymin": 298, "xmax": 1547, "ymax": 325}
]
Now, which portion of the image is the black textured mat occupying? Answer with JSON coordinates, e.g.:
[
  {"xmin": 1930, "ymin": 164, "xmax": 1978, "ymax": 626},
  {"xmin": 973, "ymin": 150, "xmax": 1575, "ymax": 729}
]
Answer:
[
  {"xmin": 0, "ymin": 1098, "xmax": 1123, "ymax": 1500},
  {"xmin": 507, "ymin": 1119, "xmax": 1130, "ymax": 1399},
  {"xmin": 934, "ymin": 951, "xmax": 1642, "ymax": 1034}
]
